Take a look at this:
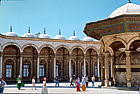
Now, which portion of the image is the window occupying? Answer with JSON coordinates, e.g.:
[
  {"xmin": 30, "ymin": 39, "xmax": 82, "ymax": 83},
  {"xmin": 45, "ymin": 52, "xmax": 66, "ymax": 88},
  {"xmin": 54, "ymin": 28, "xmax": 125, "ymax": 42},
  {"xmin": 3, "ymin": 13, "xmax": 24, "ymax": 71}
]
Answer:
[
  {"xmin": 39, "ymin": 65, "xmax": 45, "ymax": 77},
  {"xmin": 6, "ymin": 65, "xmax": 12, "ymax": 78},
  {"xmin": 23, "ymin": 64, "xmax": 29, "ymax": 77}
]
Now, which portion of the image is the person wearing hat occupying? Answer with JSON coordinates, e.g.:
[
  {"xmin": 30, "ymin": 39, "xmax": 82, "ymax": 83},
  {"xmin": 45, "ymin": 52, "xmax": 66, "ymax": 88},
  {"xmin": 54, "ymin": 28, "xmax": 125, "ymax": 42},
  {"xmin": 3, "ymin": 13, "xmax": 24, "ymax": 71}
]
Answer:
[{"xmin": 42, "ymin": 77, "xmax": 48, "ymax": 94}]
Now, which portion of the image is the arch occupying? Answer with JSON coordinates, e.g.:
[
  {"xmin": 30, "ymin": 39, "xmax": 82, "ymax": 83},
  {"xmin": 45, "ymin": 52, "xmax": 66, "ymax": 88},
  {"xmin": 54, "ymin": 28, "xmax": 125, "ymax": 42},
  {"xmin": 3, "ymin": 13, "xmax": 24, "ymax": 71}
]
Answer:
[
  {"xmin": 23, "ymin": 58, "xmax": 32, "ymax": 64},
  {"xmin": 106, "ymin": 47, "xmax": 114, "ymax": 56},
  {"xmin": 22, "ymin": 43, "xmax": 39, "ymax": 53},
  {"xmin": 40, "ymin": 58, "xmax": 47, "ymax": 63},
  {"xmin": 39, "ymin": 44, "xmax": 55, "ymax": 53},
  {"xmin": 127, "ymin": 36, "xmax": 140, "ymax": 50},
  {"xmin": 108, "ymin": 41, "xmax": 126, "ymax": 52},
  {"xmin": 85, "ymin": 46, "xmax": 99, "ymax": 55},
  {"xmin": 2, "ymin": 42, "xmax": 22, "ymax": 52},
  {"xmin": 105, "ymin": 37, "xmax": 126, "ymax": 51},
  {"xmin": 3, "ymin": 58, "xmax": 16, "ymax": 64},
  {"xmin": 71, "ymin": 46, "xmax": 84, "ymax": 54},
  {"xmin": 55, "ymin": 45, "xmax": 70, "ymax": 53}
]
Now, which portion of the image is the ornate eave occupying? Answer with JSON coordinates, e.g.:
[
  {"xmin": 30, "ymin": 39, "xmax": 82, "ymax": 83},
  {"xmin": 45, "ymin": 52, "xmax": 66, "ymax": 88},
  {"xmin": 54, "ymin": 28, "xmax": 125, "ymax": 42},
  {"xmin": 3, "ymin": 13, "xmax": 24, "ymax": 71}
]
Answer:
[{"xmin": 84, "ymin": 14, "xmax": 140, "ymax": 40}]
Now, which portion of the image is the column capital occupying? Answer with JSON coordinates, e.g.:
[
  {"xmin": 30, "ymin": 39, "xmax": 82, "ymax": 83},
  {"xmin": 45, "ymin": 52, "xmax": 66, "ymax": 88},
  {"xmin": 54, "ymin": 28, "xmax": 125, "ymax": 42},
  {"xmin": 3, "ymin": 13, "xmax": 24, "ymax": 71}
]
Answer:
[
  {"xmin": 125, "ymin": 51, "xmax": 131, "ymax": 56},
  {"xmin": 103, "ymin": 52, "xmax": 109, "ymax": 57}
]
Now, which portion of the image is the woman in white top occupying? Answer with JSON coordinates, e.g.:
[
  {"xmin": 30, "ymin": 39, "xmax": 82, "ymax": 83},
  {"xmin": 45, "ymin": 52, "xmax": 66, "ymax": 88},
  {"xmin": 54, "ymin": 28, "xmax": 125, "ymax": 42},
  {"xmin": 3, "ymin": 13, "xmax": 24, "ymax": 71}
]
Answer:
[{"xmin": 32, "ymin": 76, "xmax": 36, "ymax": 90}]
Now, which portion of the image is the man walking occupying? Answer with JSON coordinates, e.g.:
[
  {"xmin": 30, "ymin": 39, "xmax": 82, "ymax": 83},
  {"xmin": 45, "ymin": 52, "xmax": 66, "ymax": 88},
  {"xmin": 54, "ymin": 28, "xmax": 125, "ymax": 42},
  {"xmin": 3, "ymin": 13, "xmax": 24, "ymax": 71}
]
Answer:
[{"xmin": 0, "ymin": 78, "xmax": 6, "ymax": 93}]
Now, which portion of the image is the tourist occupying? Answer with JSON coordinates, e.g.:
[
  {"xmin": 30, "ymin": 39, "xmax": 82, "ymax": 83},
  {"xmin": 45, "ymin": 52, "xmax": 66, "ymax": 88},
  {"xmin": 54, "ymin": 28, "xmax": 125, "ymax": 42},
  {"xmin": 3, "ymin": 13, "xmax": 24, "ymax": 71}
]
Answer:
[
  {"xmin": 55, "ymin": 76, "xmax": 59, "ymax": 87},
  {"xmin": 70, "ymin": 77, "xmax": 74, "ymax": 87},
  {"xmin": 16, "ymin": 75, "xmax": 24, "ymax": 90},
  {"xmin": 32, "ymin": 76, "xmax": 36, "ymax": 90},
  {"xmin": 73, "ymin": 75, "xmax": 76, "ymax": 86},
  {"xmin": 0, "ymin": 77, "xmax": 6, "ymax": 93},
  {"xmin": 42, "ymin": 77, "xmax": 48, "ymax": 94},
  {"xmin": 91, "ymin": 75, "xmax": 95, "ymax": 87},
  {"xmin": 75, "ymin": 77, "xmax": 81, "ymax": 92},
  {"xmin": 86, "ymin": 76, "xmax": 88, "ymax": 87},
  {"xmin": 82, "ymin": 77, "xmax": 86, "ymax": 91}
]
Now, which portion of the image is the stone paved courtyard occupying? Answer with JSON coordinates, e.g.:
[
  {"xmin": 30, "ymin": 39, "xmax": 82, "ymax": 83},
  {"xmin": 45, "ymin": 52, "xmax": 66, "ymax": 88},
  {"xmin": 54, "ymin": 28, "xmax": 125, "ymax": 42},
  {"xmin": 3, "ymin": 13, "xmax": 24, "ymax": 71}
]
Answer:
[{"xmin": 3, "ymin": 82, "xmax": 139, "ymax": 94}]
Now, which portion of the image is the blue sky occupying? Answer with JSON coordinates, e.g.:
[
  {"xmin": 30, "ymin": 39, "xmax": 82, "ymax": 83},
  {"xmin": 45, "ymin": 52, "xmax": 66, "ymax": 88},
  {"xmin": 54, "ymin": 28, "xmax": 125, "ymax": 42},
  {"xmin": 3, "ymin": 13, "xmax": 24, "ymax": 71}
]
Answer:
[{"xmin": 0, "ymin": 0, "xmax": 140, "ymax": 39}]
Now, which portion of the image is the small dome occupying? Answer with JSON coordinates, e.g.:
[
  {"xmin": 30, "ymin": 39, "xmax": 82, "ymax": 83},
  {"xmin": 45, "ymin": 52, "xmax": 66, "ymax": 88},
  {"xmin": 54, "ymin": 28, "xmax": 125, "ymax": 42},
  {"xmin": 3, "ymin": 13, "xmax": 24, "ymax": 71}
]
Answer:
[
  {"xmin": 109, "ymin": 2, "xmax": 140, "ymax": 18},
  {"xmin": 4, "ymin": 32, "xmax": 18, "ymax": 37},
  {"xmin": 69, "ymin": 36, "xmax": 80, "ymax": 40},
  {"xmin": 22, "ymin": 33, "xmax": 35, "ymax": 38},
  {"xmin": 22, "ymin": 27, "xmax": 35, "ymax": 38},
  {"xmin": 82, "ymin": 37, "xmax": 93, "ymax": 41},
  {"xmin": 54, "ymin": 35, "xmax": 66, "ymax": 40},
  {"xmin": 83, "ymin": 37, "xmax": 99, "ymax": 41},
  {"xmin": 39, "ymin": 34, "xmax": 50, "ymax": 39}
]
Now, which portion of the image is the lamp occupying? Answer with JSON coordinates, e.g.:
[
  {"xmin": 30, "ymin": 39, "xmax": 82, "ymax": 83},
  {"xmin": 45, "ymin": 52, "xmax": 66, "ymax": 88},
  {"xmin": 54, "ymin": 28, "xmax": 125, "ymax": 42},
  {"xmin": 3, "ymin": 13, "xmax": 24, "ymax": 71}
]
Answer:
[
  {"xmin": 136, "ymin": 47, "xmax": 140, "ymax": 52},
  {"xmin": 119, "ymin": 48, "xmax": 126, "ymax": 52}
]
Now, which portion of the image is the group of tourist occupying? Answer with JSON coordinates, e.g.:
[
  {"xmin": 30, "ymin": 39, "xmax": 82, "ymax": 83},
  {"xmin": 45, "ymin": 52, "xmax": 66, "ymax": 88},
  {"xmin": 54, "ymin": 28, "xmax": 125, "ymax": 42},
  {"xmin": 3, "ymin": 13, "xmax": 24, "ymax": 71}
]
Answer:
[
  {"xmin": 69, "ymin": 75, "xmax": 95, "ymax": 92},
  {"xmin": 0, "ymin": 75, "xmax": 96, "ymax": 93}
]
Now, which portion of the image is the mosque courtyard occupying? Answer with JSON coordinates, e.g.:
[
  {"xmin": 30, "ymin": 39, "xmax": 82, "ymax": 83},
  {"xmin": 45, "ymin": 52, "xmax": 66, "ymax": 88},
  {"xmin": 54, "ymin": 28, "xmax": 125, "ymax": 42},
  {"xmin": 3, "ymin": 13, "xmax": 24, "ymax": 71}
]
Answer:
[{"xmin": 4, "ymin": 82, "xmax": 139, "ymax": 94}]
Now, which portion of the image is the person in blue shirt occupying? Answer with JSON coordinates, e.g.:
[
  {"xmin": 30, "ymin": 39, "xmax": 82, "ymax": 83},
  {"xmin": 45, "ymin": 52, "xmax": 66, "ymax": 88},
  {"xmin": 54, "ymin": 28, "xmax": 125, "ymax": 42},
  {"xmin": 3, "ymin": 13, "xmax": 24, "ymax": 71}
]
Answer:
[{"xmin": 0, "ymin": 77, "xmax": 6, "ymax": 93}]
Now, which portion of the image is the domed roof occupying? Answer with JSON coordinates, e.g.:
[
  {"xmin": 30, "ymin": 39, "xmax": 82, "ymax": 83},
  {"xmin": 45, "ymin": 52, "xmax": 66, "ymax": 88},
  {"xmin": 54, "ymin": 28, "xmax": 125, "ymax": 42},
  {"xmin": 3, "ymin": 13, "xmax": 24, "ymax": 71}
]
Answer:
[
  {"xmin": 5, "ymin": 32, "xmax": 18, "ymax": 37},
  {"xmin": 54, "ymin": 29, "xmax": 66, "ymax": 40},
  {"xmin": 54, "ymin": 35, "xmax": 65, "ymax": 40},
  {"xmin": 4, "ymin": 26, "xmax": 18, "ymax": 37},
  {"xmin": 109, "ymin": 2, "xmax": 140, "ymax": 18},
  {"xmin": 69, "ymin": 31, "xmax": 80, "ymax": 40},
  {"xmin": 82, "ymin": 37, "xmax": 99, "ymax": 41},
  {"xmin": 23, "ymin": 33, "xmax": 35, "ymax": 38},
  {"xmin": 69, "ymin": 36, "xmax": 80, "ymax": 40},
  {"xmin": 39, "ymin": 34, "xmax": 50, "ymax": 39},
  {"xmin": 82, "ymin": 37, "xmax": 93, "ymax": 41},
  {"xmin": 22, "ymin": 27, "xmax": 35, "ymax": 38},
  {"xmin": 39, "ymin": 28, "xmax": 50, "ymax": 39}
]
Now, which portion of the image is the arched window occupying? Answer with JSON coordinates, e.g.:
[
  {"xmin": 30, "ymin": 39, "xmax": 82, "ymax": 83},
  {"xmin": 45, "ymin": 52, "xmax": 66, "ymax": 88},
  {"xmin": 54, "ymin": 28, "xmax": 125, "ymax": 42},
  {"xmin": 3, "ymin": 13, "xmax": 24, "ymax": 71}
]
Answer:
[
  {"xmin": 23, "ymin": 64, "xmax": 30, "ymax": 77},
  {"xmin": 39, "ymin": 64, "xmax": 45, "ymax": 77},
  {"xmin": 6, "ymin": 64, "xmax": 12, "ymax": 78}
]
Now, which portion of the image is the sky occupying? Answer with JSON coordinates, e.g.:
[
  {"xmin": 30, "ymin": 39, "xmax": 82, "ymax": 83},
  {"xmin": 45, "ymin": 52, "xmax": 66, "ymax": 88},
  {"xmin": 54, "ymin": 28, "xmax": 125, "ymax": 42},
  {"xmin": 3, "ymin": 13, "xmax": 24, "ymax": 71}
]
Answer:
[{"xmin": 0, "ymin": 0, "xmax": 140, "ymax": 39}]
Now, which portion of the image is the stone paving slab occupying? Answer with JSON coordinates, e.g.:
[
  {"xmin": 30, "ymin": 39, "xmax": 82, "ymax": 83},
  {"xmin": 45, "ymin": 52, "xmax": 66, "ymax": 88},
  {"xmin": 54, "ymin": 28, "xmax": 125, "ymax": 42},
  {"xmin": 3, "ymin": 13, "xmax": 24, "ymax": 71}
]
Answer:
[{"xmin": 3, "ymin": 82, "xmax": 139, "ymax": 94}]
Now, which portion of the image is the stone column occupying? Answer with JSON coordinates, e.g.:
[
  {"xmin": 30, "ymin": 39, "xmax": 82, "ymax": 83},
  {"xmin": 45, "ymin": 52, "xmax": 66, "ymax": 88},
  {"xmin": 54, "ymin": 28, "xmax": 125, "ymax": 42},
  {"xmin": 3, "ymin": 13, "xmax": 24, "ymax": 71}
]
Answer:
[
  {"xmin": 69, "ymin": 55, "xmax": 72, "ymax": 78},
  {"xmin": 20, "ymin": 53, "xmax": 23, "ymax": 77},
  {"xmin": 100, "ymin": 54, "xmax": 104, "ymax": 86},
  {"xmin": 104, "ymin": 53, "xmax": 109, "ymax": 87},
  {"xmin": 111, "ymin": 55, "xmax": 115, "ymax": 85},
  {"xmin": 125, "ymin": 51, "xmax": 131, "ymax": 87},
  {"xmin": 97, "ymin": 53, "xmax": 100, "ymax": 81},
  {"xmin": 54, "ymin": 53, "xmax": 56, "ymax": 81},
  {"xmin": 84, "ymin": 54, "xmax": 86, "ymax": 77},
  {"xmin": 110, "ymin": 55, "xmax": 113, "ymax": 78},
  {"xmin": 0, "ymin": 52, "xmax": 3, "ymax": 78},
  {"xmin": 37, "ymin": 54, "xmax": 40, "ymax": 82}
]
